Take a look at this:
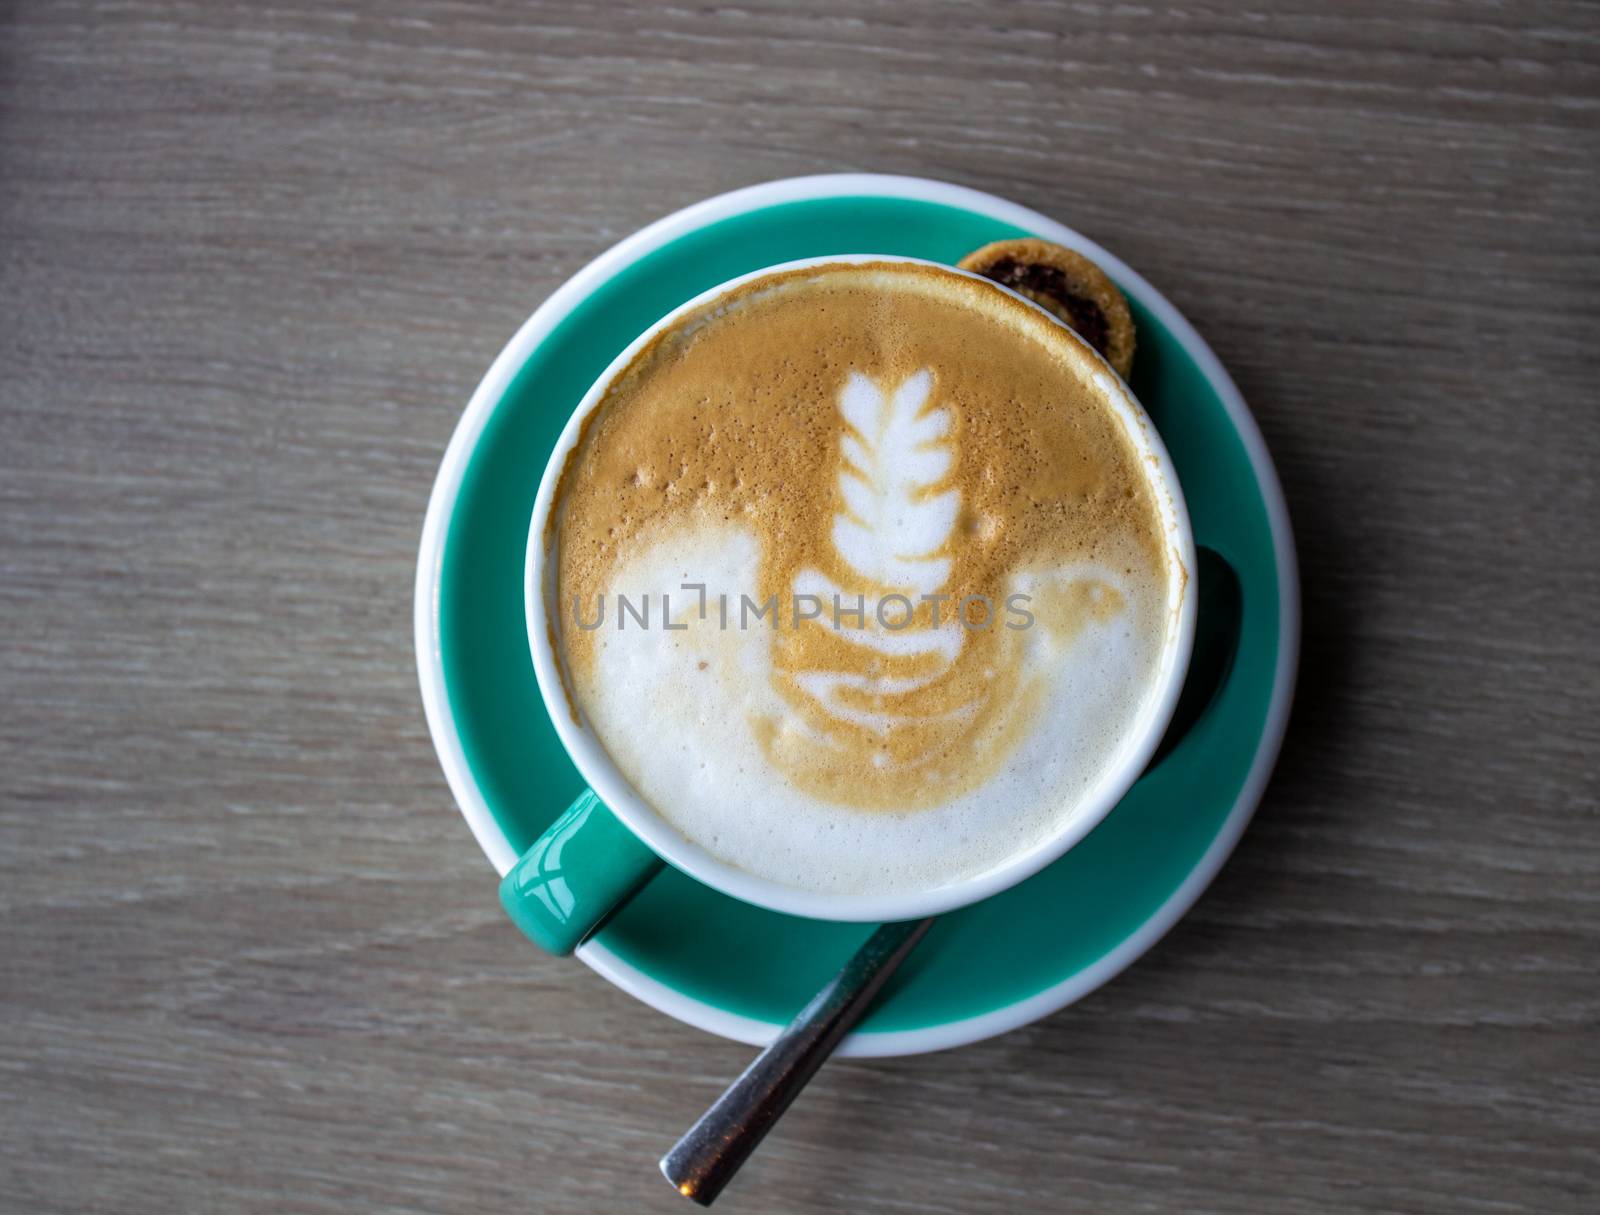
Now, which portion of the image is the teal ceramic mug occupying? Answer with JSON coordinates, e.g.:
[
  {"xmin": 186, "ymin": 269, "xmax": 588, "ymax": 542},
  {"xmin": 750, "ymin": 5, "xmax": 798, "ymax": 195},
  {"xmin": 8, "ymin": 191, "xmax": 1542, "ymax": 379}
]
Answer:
[{"xmin": 502, "ymin": 255, "xmax": 1197, "ymax": 954}]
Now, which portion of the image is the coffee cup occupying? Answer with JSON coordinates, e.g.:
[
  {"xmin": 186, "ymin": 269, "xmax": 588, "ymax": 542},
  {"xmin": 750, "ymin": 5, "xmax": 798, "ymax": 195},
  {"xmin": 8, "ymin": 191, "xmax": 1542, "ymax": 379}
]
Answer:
[{"xmin": 501, "ymin": 255, "xmax": 1196, "ymax": 953}]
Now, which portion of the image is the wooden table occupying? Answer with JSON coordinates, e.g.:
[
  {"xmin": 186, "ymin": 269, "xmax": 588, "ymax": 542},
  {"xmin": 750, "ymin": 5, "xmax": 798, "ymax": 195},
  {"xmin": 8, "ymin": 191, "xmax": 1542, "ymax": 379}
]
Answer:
[{"xmin": 4, "ymin": 3, "xmax": 1596, "ymax": 1211}]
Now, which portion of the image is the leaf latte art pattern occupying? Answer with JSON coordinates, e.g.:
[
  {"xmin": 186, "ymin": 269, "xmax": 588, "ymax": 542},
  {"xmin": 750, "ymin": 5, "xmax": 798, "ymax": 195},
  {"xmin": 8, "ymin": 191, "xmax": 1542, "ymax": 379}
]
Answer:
[
  {"xmin": 781, "ymin": 368, "xmax": 976, "ymax": 749},
  {"xmin": 832, "ymin": 369, "xmax": 957, "ymax": 596}
]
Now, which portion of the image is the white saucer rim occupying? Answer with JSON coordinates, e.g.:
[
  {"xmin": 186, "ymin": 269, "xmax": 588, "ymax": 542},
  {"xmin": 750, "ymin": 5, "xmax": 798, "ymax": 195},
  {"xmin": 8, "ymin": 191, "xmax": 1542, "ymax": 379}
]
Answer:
[{"xmin": 413, "ymin": 173, "xmax": 1301, "ymax": 1057}]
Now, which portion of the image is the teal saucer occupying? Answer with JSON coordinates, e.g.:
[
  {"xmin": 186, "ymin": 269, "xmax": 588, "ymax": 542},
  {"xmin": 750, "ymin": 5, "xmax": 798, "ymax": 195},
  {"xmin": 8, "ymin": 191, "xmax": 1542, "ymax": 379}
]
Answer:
[{"xmin": 415, "ymin": 175, "xmax": 1298, "ymax": 1056}]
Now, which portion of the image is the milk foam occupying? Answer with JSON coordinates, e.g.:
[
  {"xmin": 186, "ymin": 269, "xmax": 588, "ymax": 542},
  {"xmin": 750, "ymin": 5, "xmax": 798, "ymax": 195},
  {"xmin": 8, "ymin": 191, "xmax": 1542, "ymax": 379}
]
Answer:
[
  {"xmin": 571, "ymin": 523, "xmax": 1166, "ymax": 897},
  {"xmin": 549, "ymin": 261, "xmax": 1175, "ymax": 899}
]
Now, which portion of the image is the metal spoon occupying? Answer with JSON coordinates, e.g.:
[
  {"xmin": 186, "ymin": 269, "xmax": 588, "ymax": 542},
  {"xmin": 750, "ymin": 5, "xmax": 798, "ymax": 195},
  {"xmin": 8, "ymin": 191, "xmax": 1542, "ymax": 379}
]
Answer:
[{"xmin": 660, "ymin": 917, "xmax": 934, "ymax": 1205}]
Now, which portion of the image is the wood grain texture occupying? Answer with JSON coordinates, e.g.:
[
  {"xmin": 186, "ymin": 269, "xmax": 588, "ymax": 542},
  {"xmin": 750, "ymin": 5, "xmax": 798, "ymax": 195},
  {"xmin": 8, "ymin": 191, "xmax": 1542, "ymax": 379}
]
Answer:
[{"xmin": 2, "ymin": 1, "xmax": 1596, "ymax": 1211}]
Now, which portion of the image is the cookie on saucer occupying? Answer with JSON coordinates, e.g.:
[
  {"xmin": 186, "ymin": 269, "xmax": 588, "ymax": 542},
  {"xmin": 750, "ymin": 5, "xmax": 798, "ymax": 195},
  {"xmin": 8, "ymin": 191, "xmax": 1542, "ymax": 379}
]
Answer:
[{"xmin": 959, "ymin": 238, "xmax": 1136, "ymax": 380}]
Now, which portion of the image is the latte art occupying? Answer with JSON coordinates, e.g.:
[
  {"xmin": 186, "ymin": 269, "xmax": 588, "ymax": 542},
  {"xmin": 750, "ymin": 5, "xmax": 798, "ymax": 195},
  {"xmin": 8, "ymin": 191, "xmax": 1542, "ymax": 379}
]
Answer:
[
  {"xmin": 546, "ymin": 261, "xmax": 1180, "ymax": 897},
  {"xmin": 825, "ymin": 368, "xmax": 956, "ymax": 596},
  {"xmin": 774, "ymin": 367, "xmax": 975, "ymax": 799}
]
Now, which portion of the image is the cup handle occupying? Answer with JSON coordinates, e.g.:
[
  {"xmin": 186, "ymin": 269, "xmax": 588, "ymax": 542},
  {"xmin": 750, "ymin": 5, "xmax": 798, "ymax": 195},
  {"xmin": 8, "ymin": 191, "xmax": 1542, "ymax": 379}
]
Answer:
[{"xmin": 499, "ymin": 788, "xmax": 665, "ymax": 956}]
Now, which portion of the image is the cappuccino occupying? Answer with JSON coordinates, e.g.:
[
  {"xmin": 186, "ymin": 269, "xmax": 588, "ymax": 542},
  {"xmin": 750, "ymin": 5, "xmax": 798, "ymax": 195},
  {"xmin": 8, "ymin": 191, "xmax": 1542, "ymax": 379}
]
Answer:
[{"xmin": 544, "ymin": 261, "xmax": 1179, "ymax": 897}]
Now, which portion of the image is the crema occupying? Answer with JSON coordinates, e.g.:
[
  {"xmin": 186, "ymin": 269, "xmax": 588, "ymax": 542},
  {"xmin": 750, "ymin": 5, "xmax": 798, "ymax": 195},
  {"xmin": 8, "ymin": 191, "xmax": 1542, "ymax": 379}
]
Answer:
[{"xmin": 545, "ymin": 261, "xmax": 1178, "ymax": 897}]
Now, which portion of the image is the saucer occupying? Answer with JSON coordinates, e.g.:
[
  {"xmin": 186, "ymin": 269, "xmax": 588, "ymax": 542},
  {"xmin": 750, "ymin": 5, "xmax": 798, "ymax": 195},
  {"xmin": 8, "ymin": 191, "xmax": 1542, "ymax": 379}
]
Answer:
[{"xmin": 415, "ymin": 175, "xmax": 1299, "ymax": 1057}]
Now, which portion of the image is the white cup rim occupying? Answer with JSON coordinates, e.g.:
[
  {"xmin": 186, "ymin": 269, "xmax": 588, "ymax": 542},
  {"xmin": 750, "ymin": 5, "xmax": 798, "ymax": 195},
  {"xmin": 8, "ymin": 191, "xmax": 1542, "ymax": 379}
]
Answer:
[{"xmin": 524, "ymin": 253, "xmax": 1198, "ymax": 923}]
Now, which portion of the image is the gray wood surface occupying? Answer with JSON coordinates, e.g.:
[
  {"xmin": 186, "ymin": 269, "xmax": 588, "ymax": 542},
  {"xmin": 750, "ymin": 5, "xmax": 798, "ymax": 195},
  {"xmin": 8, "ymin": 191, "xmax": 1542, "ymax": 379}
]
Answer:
[{"xmin": 3, "ymin": 2, "xmax": 1597, "ymax": 1211}]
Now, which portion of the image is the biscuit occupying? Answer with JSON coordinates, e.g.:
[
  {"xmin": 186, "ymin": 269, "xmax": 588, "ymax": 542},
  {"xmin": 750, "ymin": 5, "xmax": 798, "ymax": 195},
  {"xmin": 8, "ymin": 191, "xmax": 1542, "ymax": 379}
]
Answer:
[{"xmin": 958, "ymin": 238, "xmax": 1136, "ymax": 380}]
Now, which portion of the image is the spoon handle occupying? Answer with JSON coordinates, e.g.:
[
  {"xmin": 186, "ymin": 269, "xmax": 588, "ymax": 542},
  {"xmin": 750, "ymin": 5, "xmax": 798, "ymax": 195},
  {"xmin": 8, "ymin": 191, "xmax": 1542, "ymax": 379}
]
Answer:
[{"xmin": 660, "ymin": 917, "xmax": 935, "ymax": 1206}]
